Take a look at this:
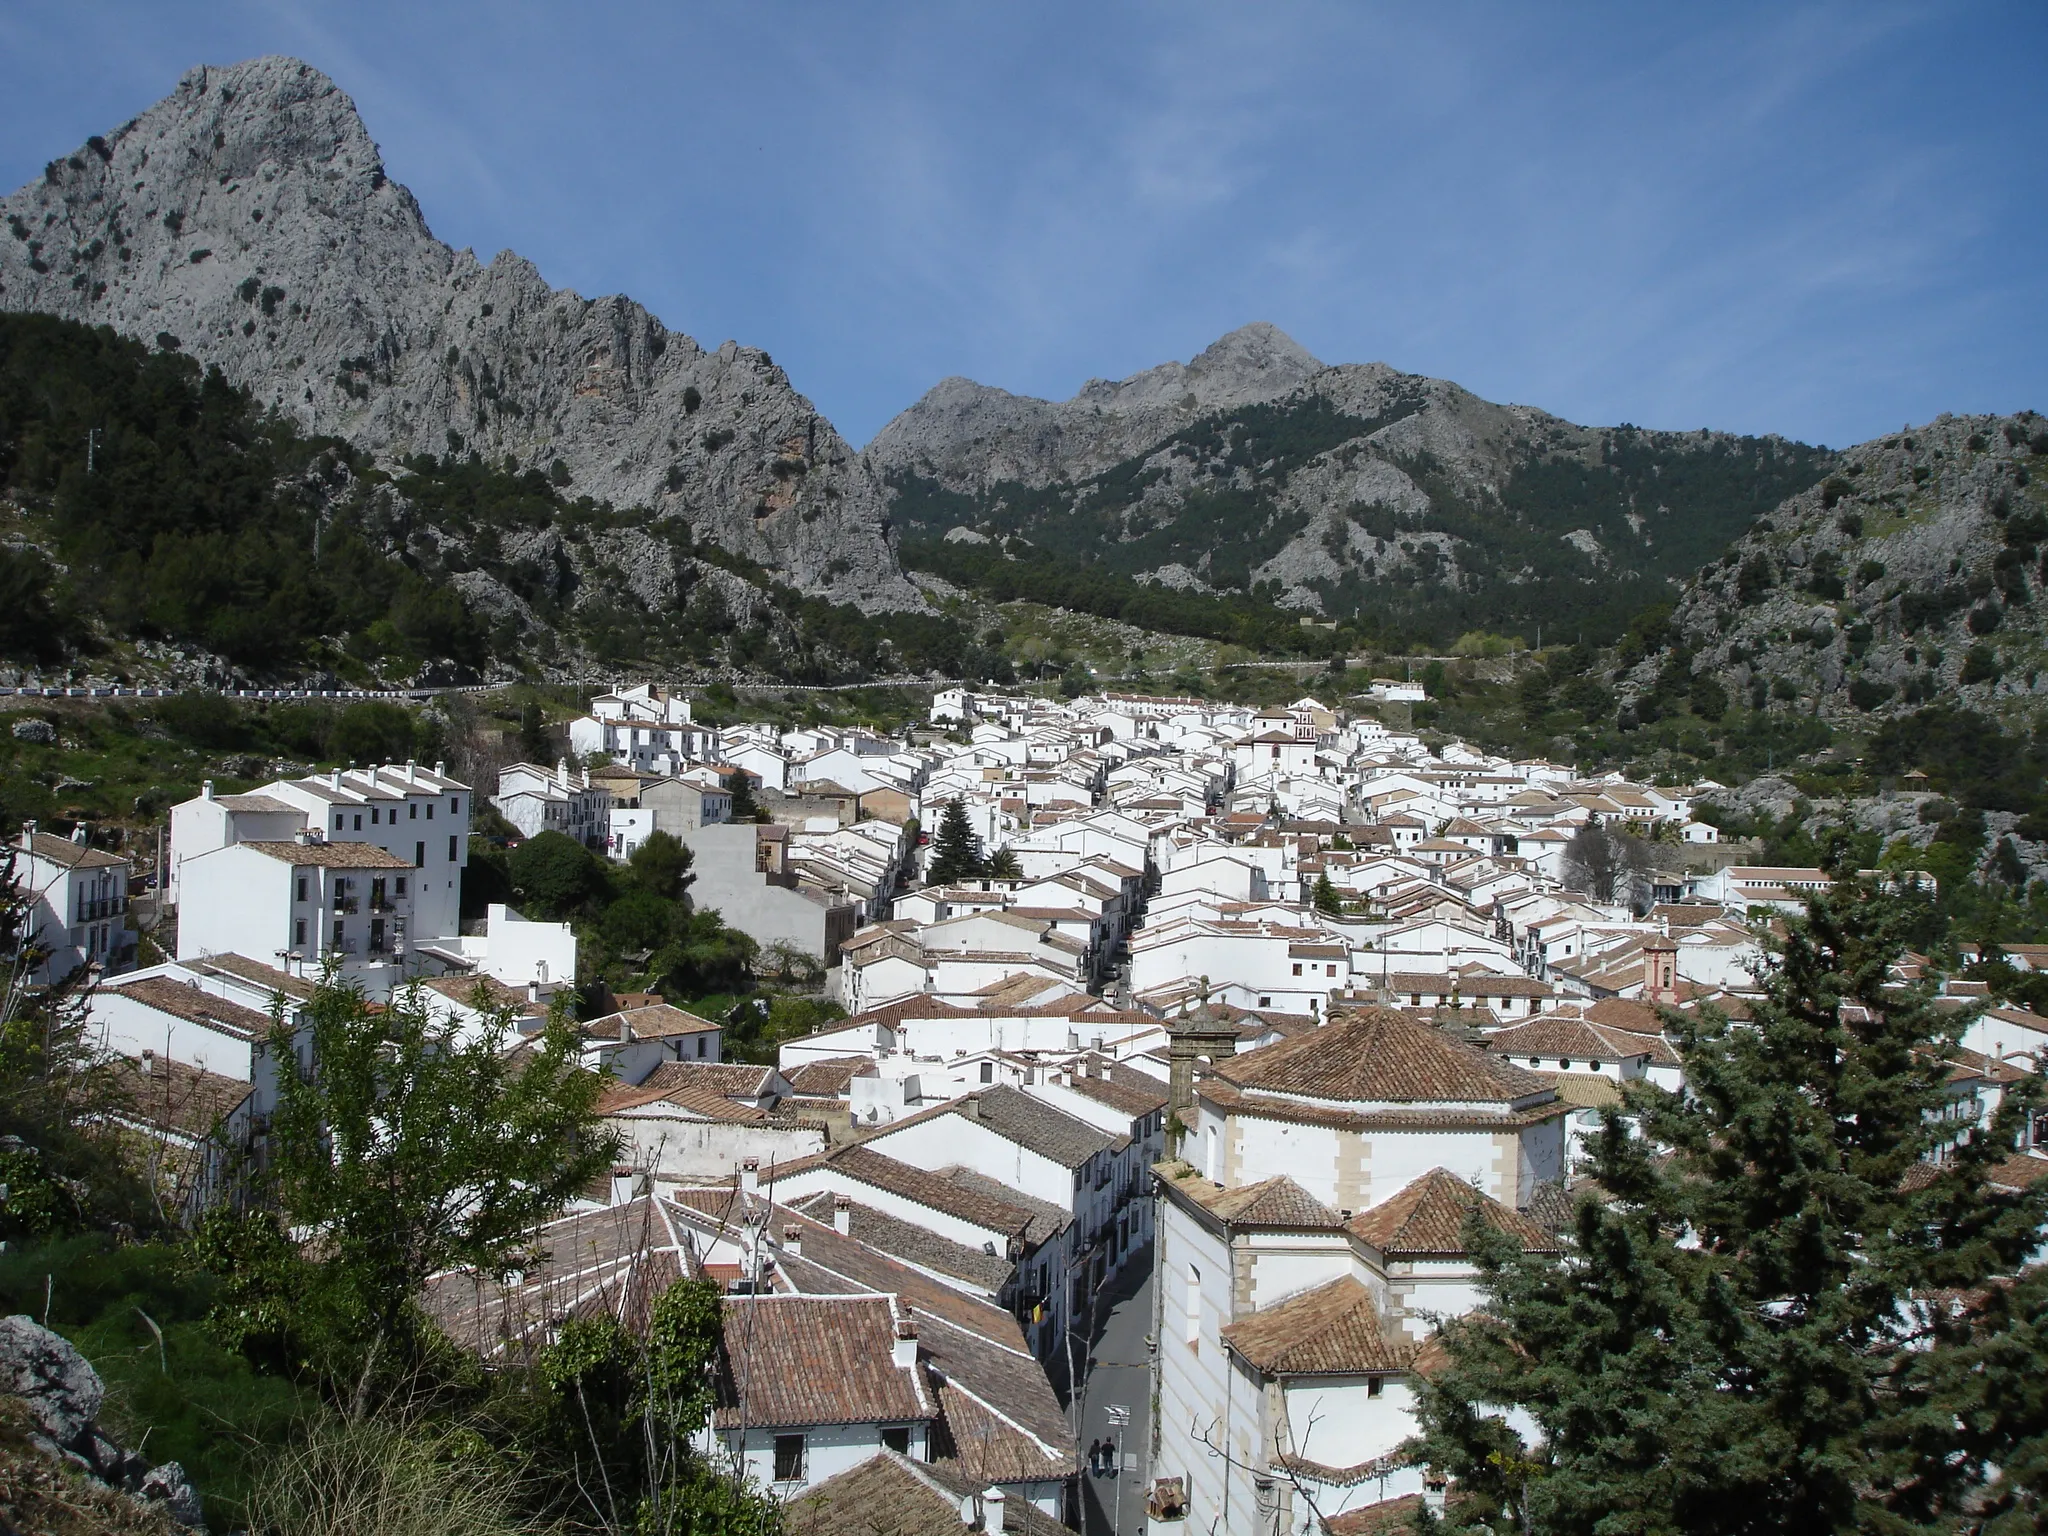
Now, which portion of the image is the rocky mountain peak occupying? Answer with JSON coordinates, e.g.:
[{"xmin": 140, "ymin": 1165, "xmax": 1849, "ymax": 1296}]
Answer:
[
  {"xmin": 869, "ymin": 323, "xmax": 1330, "ymax": 492},
  {"xmin": 1073, "ymin": 321, "xmax": 1324, "ymax": 414},
  {"xmin": 1188, "ymin": 320, "xmax": 1323, "ymax": 389},
  {"xmin": 0, "ymin": 56, "xmax": 920, "ymax": 610}
]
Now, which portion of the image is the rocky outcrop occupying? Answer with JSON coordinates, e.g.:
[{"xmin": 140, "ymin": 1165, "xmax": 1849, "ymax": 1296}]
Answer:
[
  {"xmin": 0, "ymin": 56, "xmax": 920, "ymax": 612},
  {"xmin": 1630, "ymin": 413, "xmax": 2048, "ymax": 722},
  {"xmin": 0, "ymin": 1315, "xmax": 204, "ymax": 1529}
]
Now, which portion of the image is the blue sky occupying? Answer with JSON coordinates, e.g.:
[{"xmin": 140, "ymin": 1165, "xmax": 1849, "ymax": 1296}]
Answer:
[{"xmin": 2, "ymin": 2, "xmax": 2042, "ymax": 449}]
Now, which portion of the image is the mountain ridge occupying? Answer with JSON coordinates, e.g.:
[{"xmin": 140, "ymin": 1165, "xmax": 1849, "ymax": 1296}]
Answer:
[
  {"xmin": 0, "ymin": 55, "xmax": 922, "ymax": 612},
  {"xmin": 872, "ymin": 324, "xmax": 1833, "ymax": 645}
]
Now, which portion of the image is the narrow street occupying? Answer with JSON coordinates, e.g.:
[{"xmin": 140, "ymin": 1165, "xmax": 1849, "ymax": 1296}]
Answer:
[{"xmin": 1074, "ymin": 1253, "xmax": 1155, "ymax": 1536}]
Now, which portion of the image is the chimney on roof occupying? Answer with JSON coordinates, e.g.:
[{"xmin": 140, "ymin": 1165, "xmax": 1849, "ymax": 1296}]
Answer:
[
  {"xmin": 20, "ymin": 819, "xmax": 35, "ymax": 850},
  {"xmin": 833, "ymin": 1194, "xmax": 851, "ymax": 1236},
  {"xmin": 526, "ymin": 980, "xmax": 540, "ymax": 1005},
  {"xmin": 741, "ymin": 1158, "xmax": 760, "ymax": 1196},
  {"xmin": 892, "ymin": 1309, "xmax": 918, "ymax": 1369},
  {"xmin": 330, "ymin": 767, "xmax": 342, "ymax": 790},
  {"xmin": 782, "ymin": 1223, "xmax": 802, "ymax": 1257},
  {"xmin": 981, "ymin": 1487, "xmax": 1006, "ymax": 1535},
  {"xmin": 202, "ymin": 780, "xmax": 215, "ymax": 802},
  {"xmin": 139, "ymin": 1049, "xmax": 154, "ymax": 1077},
  {"xmin": 558, "ymin": 757, "xmax": 571, "ymax": 791},
  {"xmin": 294, "ymin": 828, "xmax": 313, "ymax": 846},
  {"xmin": 406, "ymin": 760, "xmax": 418, "ymax": 784},
  {"xmin": 435, "ymin": 761, "xmax": 446, "ymax": 778},
  {"xmin": 71, "ymin": 825, "xmax": 87, "ymax": 844}
]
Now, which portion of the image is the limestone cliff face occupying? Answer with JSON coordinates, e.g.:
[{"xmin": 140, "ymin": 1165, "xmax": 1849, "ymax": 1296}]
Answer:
[
  {"xmin": 0, "ymin": 56, "xmax": 920, "ymax": 611},
  {"xmin": 1630, "ymin": 413, "xmax": 2048, "ymax": 721}
]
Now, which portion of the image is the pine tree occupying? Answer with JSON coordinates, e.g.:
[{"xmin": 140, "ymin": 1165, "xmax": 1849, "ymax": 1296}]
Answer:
[
  {"xmin": 1409, "ymin": 880, "xmax": 2048, "ymax": 1533},
  {"xmin": 725, "ymin": 768, "xmax": 758, "ymax": 822},
  {"xmin": 926, "ymin": 797, "xmax": 984, "ymax": 885},
  {"xmin": 1312, "ymin": 872, "xmax": 1343, "ymax": 915}
]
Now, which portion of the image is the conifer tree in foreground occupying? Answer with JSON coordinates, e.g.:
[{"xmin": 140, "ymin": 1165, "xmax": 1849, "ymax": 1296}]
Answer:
[
  {"xmin": 1409, "ymin": 880, "xmax": 2048, "ymax": 1534},
  {"xmin": 926, "ymin": 796, "xmax": 985, "ymax": 885}
]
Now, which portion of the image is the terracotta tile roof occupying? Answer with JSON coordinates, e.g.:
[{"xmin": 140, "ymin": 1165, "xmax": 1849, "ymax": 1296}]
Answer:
[
  {"xmin": 926, "ymin": 1168, "xmax": 1071, "ymax": 1248},
  {"xmin": 1346, "ymin": 1168, "xmax": 1561, "ymax": 1257},
  {"xmin": 421, "ymin": 1197, "xmax": 697, "ymax": 1363},
  {"xmin": 418, "ymin": 974, "xmax": 540, "ymax": 1013},
  {"xmin": 787, "ymin": 1193, "xmax": 1012, "ymax": 1292},
  {"xmin": 1324, "ymin": 1493, "xmax": 1480, "ymax": 1534},
  {"xmin": 1158, "ymin": 1165, "xmax": 1344, "ymax": 1229},
  {"xmin": 637, "ymin": 1061, "xmax": 774, "ymax": 1098},
  {"xmin": 1488, "ymin": 1017, "xmax": 1655, "ymax": 1061},
  {"xmin": 1065, "ymin": 1063, "xmax": 1167, "ymax": 1119},
  {"xmin": 937, "ymin": 1085, "xmax": 1119, "ymax": 1169},
  {"xmin": 670, "ymin": 1198, "xmax": 1067, "ymax": 1460},
  {"xmin": 793, "ymin": 1146, "xmax": 1045, "ymax": 1241},
  {"xmin": 237, "ymin": 839, "xmax": 416, "ymax": 868},
  {"xmin": 927, "ymin": 1383, "xmax": 1080, "ymax": 1496},
  {"xmin": 597, "ymin": 1080, "xmax": 770, "ymax": 1122},
  {"xmin": 106, "ymin": 975, "xmax": 272, "ymax": 1041},
  {"xmin": 582, "ymin": 1002, "xmax": 722, "ymax": 1041},
  {"xmin": 1387, "ymin": 971, "xmax": 1552, "ymax": 999},
  {"xmin": 1200, "ymin": 1077, "xmax": 1569, "ymax": 1134},
  {"xmin": 22, "ymin": 831, "xmax": 125, "ymax": 869},
  {"xmin": 107, "ymin": 1054, "xmax": 252, "ymax": 1138},
  {"xmin": 784, "ymin": 1056, "xmax": 874, "ymax": 1096},
  {"xmin": 711, "ymin": 1294, "xmax": 933, "ymax": 1429},
  {"xmin": 192, "ymin": 953, "xmax": 315, "ymax": 1000},
  {"xmin": 1220, "ymin": 1277, "xmax": 1412, "ymax": 1375},
  {"xmin": 1986, "ymin": 1153, "xmax": 2048, "ymax": 1192},
  {"xmin": 783, "ymin": 1452, "xmax": 1054, "ymax": 1536},
  {"xmin": 1216, "ymin": 1006, "xmax": 1552, "ymax": 1105},
  {"xmin": 213, "ymin": 793, "xmax": 296, "ymax": 813},
  {"xmin": 1582, "ymin": 997, "xmax": 1665, "ymax": 1034},
  {"xmin": 1536, "ymin": 1072, "xmax": 1625, "ymax": 1109}
]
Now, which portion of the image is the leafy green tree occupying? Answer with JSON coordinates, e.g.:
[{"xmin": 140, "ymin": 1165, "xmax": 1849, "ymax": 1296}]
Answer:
[
  {"xmin": 601, "ymin": 888, "xmax": 679, "ymax": 954},
  {"xmin": 263, "ymin": 976, "xmax": 618, "ymax": 1407},
  {"xmin": 328, "ymin": 700, "xmax": 419, "ymax": 766},
  {"xmin": 654, "ymin": 908, "xmax": 759, "ymax": 999},
  {"xmin": 1408, "ymin": 881, "xmax": 2048, "ymax": 1533},
  {"xmin": 926, "ymin": 797, "xmax": 984, "ymax": 885},
  {"xmin": 628, "ymin": 828, "xmax": 694, "ymax": 901},
  {"xmin": 508, "ymin": 829, "xmax": 603, "ymax": 919},
  {"xmin": 1312, "ymin": 872, "xmax": 1343, "ymax": 915},
  {"xmin": 987, "ymin": 845, "xmax": 1023, "ymax": 880}
]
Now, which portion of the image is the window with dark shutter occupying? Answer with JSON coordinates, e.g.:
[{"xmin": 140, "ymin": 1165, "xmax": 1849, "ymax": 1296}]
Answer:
[{"xmin": 773, "ymin": 1435, "xmax": 805, "ymax": 1482}]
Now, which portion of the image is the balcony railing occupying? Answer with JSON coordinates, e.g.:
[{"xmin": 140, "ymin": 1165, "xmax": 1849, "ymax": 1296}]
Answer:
[{"xmin": 332, "ymin": 898, "xmax": 360, "ymax": 915}]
